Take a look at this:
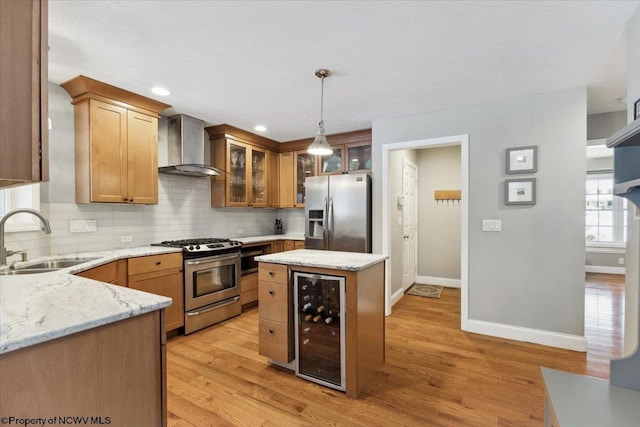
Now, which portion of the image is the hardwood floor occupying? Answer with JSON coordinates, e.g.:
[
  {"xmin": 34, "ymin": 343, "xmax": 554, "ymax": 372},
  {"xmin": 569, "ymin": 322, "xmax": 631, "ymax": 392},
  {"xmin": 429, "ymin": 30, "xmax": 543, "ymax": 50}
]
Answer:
[{"xmin": 166, "ymin": 274, "xmax": 624, "ymax": 426}]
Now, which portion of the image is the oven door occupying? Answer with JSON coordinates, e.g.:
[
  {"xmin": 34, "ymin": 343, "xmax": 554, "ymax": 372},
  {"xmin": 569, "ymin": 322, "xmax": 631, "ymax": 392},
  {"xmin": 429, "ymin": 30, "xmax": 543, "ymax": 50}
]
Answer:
[{"xmin": 184, "ymin": 252, "xmax": 240, "ymax": 311}]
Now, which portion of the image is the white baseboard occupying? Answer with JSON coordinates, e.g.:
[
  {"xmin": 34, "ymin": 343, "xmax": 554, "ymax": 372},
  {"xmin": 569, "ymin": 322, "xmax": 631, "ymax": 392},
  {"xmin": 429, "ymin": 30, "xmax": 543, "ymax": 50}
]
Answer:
[
  {"xmin": 466, "ymin": 319, "xmax": 587, "ymax": 352},
  {"xmin": 390, "ymin": 287, "xmax": 405, "ymax": 308},
  {"xmin": 585, "ymin": 265, "xmax": 625, "ymax": 275},
  {"xmin": 416, "ymin": 275, "xmax": 461, "ymax": 288}
]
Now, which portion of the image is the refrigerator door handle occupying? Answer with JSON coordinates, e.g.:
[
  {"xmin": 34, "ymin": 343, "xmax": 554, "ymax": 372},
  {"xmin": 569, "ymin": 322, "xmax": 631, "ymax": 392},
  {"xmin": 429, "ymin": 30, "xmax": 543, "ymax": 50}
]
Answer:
[
  {"xmin": 322, "ymin": 197, "xmax": 328, "ymax": 249},
  {"xmin": 328, "ymin": 196, "xmax": 334, "ymax": 250}
]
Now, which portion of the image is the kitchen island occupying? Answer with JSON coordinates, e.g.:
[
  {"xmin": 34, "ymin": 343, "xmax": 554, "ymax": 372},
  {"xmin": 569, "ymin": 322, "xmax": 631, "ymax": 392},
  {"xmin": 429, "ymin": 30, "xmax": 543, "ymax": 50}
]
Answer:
[
  {"xmin": 0, "ymin": 246, "xmax": 180, "ymax": 427},
  {"xmin": 255, "ymin": 249, "xmax": 388, "ymax": 398}
]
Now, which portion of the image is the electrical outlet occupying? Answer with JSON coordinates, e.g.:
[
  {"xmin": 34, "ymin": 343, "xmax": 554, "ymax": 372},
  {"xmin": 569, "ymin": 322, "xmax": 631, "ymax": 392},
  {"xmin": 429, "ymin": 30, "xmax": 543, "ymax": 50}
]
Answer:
[
  {"xmin": 236, "ymin": 228, "xmax": 244, "ymax": 235},
  {"xmin": 120, "ymin": 235, "xmax": 133, "ymax": 243},
  {"xmin": 482, "ymin": 219, "xmax": 502, "ymax": 232},
  {"xmin": 618, "ymin": 257, "xmax": 625, "ymax": 265}
]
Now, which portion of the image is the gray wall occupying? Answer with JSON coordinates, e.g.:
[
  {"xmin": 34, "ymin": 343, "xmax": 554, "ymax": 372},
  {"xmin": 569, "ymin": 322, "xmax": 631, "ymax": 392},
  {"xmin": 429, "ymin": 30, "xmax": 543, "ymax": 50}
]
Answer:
[
  {"xmin": 416, "ymin": 146, "xmax": 461, "ymax": 280},
  {"xmin": 388, "ymin": 149, "xmax": 417, "ymax": 296},
  {"xmin": 587, "ymin": 111, "xmax": 627, "ymax": 140},
  {"xmin": 372, "ymin": 87, "xmax": 586, "ymax": 336}
]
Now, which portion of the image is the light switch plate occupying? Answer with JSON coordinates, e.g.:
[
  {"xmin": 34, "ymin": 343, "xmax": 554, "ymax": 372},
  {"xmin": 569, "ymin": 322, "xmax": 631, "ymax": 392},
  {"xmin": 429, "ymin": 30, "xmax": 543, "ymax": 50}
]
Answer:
[
  {"xmin": 120, "ymin": 235, "xmax": 133, "ymax": 243},
  {"xmin": 482, "ymin": 219, "xmax": 502, "ymax": 232},
  {"xmin": 69, "ymin": 219, "xmax": 97, "ymax": 233}
]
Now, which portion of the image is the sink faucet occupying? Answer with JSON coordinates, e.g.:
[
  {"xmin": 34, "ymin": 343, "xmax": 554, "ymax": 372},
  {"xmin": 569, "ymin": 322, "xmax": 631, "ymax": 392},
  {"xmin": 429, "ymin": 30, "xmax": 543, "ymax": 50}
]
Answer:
[{"xmin": 0, "ymin": 208, "xmax": 52, "ymax": 266}]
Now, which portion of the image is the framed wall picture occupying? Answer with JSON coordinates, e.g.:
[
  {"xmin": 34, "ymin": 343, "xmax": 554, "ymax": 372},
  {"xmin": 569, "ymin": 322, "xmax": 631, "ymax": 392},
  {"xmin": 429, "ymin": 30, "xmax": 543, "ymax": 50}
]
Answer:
[
  {"xmin": 505, "ymin": 178, "xmax": 536, "ymax": 205},
  {"xmin": 506, "ymin": 145, "xmax": 537, "ymax": 174}
]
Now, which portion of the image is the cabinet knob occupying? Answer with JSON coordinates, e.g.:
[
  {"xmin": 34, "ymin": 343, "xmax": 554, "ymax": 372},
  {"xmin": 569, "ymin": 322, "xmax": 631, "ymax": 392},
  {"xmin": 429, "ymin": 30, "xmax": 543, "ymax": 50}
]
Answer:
[
  {"xmin": 123, "ymin": 198, "xmax": 129, "ymax": 202},
  {"xmin": 129, "ymin": 198, "xmax": 134, "ymax": 203},
  {"xmin": 268, "ymin": 271, "xmax": 274, "ymax": 276},
  {"xmin": 156, "ymin": 261, "xmax": 161, "ymax": 265},
  {"xmin": 268, "ymin": 328, "xmax": 274, "ymax": 334},
  {"xmin": 269, "ymin": 290, "xmax": 274, "ymax": 295}
]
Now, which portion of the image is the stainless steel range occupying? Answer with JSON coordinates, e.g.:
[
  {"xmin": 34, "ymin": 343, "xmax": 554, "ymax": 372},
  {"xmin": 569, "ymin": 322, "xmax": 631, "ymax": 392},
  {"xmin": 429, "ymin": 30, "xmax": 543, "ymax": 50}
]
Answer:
[{"xmin": 152, "ymin": 238, "xmax": 242, "ymax": 334}]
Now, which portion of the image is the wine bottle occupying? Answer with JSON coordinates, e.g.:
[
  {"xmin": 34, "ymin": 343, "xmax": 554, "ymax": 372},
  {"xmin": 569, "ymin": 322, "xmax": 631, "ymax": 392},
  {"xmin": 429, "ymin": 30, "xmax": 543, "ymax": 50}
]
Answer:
[
  {"xmin": 304, "ymin": 314, "xmax": 313, "ymax": 322},
  {"xmin": 317, "ymin": 305, "xmax": 325, "ymax": 313},
  {"xmin": 313, "ymin": 315, "xmax": 321, "ymax": 323},
  {"xmin": 324, "ymin": 317, "xmax": 333, "ymax": 324},
  {"xmin": 303, "ymin": 303, "xmax": 311, "ymax": 311}
]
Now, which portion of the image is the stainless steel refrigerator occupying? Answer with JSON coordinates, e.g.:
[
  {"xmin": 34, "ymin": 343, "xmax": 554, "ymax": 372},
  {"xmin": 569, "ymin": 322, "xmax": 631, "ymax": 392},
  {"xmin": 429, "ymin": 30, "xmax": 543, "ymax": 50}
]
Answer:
[{"xmin": 304, "ymin": 173, "xmax": 371, "ymax": 253}]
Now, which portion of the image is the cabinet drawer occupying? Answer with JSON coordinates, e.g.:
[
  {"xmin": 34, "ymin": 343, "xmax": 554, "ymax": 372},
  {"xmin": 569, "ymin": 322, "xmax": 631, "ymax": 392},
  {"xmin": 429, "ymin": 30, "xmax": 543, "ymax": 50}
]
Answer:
[
  {"xmin": 259, "ymin": 319, "xmax": 291, "ymax": 362},
  {"xmin": 241, "ymin": 289, "xmax": 258, "ymax": 306},
  {"xmin": 258, "ymin": 263, "xmax": 287, "ymax": 284},
  {"xmin": 258, "ymin": 282, "xmax": 289, "ymax": 323},
  {"xmin": 128, "ymin": 253, "xmax": 182, "ymax": 275},
  {"xmin": 241, "ymin": 272, "xmax": 258, "ymax": 292}
]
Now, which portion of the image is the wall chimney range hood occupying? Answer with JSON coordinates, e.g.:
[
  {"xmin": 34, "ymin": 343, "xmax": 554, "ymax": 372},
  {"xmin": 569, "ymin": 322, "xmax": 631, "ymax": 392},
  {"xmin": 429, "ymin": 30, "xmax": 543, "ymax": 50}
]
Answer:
[{"xmin": 158, "ymin": 114, "xmax": 223, "ymax": 177}]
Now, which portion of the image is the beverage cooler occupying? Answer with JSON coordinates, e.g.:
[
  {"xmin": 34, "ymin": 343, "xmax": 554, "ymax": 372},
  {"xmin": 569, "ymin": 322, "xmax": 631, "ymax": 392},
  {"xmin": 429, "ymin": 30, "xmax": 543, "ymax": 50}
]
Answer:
[{"xmin": 293, "ymin": 272, "xmax": 346, "ymax": 391}]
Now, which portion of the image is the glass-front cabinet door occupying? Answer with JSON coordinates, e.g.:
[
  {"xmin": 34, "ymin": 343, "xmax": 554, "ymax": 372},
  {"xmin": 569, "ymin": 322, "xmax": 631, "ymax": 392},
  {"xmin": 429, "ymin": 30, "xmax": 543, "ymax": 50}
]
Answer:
[
  {"xmin": 295, "ymin": 151, "xmax": 317, "ymax": 207},
  {"xmin": 250, "ymin": 147, "xmax": 268, "ymax": 207},
  {"xmin": 227, "ymin": 141, "xmax": 249, "ymax": 207},
  {"xmin": 346, "ymin": 143, "xmax": 371, "ymax": 173},
  {"xmin": 319, "ymin": 147, "xmax": 344, "ymax": 175}
]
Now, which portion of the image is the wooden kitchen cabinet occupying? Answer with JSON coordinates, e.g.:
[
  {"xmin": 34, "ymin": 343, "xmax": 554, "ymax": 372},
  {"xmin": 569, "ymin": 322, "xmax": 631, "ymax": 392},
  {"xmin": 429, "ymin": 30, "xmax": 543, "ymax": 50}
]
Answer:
[
  {"xmin": 258, "ymin": 263, "xmax": 293, "ymax": 362},
  {"xmin": 240, "ymin": 272, "xmax": 259, "ymax": 307},
  {"xmin": 271, "ymin": 240, "xmax": 284, "ymax": 253},
  {"xmin": 207, "ymin": 124, "xmax": 280, "ymax": 208},
  {"xmin": 283, "ymin": 240, "xmax": 295, "ymax": 252},
  {"xmin": 76, "ymin": 259, "xmax": 127, "ymax": 286},
  {"xmin": 294, "ymin": 150, "xmax": 317, "ymax": 207},
  {"xmin": 61, "ymin": 75, "xmax": 169, "ymax": 204},
  {"xmin": 318, "ymin": 141, "xmax": 371, "ymax": 175},
  {"xmin": 0, "ymin": 310, "xmax": 167, "ymax": 426},
  {"xmin": 0, "ymin": 0, "xmax": 48, "ymax": 188},
  {"xmin": 278, "ymin": 152, "xmax": 295, "ymax": 208},
  {"xmin": 128, "ymin": 253, "xmax": 184, "ymax": 332}
]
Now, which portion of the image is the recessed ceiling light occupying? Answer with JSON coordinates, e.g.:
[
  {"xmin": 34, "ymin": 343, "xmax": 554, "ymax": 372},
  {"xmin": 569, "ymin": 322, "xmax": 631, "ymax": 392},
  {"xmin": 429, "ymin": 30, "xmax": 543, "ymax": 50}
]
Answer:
[
  {"xmin": 254, "ymin": 125, "xmax": 267, "ymax": 132},
  {"xmin": 151, "ymin": 87, "xmax": 171, "ymax": 96}
]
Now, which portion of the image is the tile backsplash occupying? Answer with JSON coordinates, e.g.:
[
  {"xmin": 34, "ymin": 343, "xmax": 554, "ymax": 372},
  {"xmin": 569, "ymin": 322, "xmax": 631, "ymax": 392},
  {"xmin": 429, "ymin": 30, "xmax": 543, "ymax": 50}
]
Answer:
[{"xmin": 3, "ymin": 174, "xmax": 304, "ymax": 260}]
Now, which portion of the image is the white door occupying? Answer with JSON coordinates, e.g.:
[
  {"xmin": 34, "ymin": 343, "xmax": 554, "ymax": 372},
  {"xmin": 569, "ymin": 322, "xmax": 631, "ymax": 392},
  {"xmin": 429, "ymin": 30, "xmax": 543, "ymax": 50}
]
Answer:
[{"xmin": 402, "ymin": 159, "xmax": 417, "ymax": 290}]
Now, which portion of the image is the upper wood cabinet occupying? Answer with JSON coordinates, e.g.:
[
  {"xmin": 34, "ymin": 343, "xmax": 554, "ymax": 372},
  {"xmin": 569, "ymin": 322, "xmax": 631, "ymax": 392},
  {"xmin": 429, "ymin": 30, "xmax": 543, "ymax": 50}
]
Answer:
[
  {"xmin": 318, "ymin": 141, "xmax": 371, "ymax": 175},
  {"xmin": 61, "ymin": 75, "xmax": 169, "ymax": 204},
  {"xmin": 0, "ymin": 0, "xmax": 48, "ymax": 188},
  {"xmin": 294, "ymin": 151, "xmax": 317, "ymax": 207},
  {"xmin": 206, "ymin": 124, "xmax": 280, "ymax": 208}
]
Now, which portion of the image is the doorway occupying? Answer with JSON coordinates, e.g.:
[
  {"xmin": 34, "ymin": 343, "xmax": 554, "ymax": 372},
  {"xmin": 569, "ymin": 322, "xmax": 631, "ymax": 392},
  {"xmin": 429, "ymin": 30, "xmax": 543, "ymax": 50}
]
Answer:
[
  {"xmin": 401, "ymin": 158, "xmax": 417, "ymax": 291},
  {"xmin": 381, "ymin": 134, "xmax": 469, "ymax": 331}
]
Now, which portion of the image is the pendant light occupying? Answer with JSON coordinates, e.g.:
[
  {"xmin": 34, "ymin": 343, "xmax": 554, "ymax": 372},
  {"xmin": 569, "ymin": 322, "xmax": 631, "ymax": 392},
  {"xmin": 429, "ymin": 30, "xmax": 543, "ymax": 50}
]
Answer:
[{"xmin": 307, "ymin": 69, "xmax": 334, "ymax": 156}]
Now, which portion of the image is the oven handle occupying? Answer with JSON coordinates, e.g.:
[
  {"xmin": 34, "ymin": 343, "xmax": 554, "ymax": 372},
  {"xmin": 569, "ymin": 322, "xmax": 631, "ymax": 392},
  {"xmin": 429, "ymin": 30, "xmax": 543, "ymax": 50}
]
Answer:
[
  {"xmin": 186, "ymin": 296, "xmax": 240, "ymax": 316},
  {"xmin": 185, "ymin": 253, "xmax": 239, "ymax": 266}
]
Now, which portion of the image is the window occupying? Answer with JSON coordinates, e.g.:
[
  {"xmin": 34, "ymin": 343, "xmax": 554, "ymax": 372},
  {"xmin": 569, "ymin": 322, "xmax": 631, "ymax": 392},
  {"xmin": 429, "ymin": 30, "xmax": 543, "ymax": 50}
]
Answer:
[
  {"xmin": 585, "ymin": 173, "xmax": 627, "ymax": 246},
  {"xmin": 0, "ymin": 184, "xmax": 41, "ymax": 232}
]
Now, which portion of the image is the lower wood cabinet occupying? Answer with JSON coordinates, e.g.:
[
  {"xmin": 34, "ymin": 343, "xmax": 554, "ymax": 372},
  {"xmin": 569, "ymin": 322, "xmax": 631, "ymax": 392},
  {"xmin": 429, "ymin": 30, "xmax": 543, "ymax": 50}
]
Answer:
[
  {"xmin": 0, "ymin": 311, "xmax": 166, "ymax": 426},
  {"xmin": 76, "ymin": 259, "xmax": 127, "ymax": 286},
  {"xmin": 258, "ymin": 263, "xmax": 293, "ymax": 362},
  {"xmin": 240, "ymin": 272, "xmax": 258, "ymax": 306},
  {"xmin": 128, "ymin": 253, "xmax": 184, "ymax": 332}
]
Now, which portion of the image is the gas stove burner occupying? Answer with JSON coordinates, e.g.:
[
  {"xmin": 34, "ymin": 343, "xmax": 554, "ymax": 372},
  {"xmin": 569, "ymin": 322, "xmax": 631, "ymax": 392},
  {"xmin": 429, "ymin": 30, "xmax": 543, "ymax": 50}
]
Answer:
[{"xmin": 152, "ymin": 237, "xmax": 242, "ymax": 257}]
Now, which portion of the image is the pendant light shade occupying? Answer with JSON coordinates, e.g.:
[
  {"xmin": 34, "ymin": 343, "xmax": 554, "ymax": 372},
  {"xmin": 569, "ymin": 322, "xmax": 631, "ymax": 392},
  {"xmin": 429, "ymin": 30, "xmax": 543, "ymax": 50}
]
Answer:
[{"xmin": 307, "ymin": 69, "xmax": 333, "ymax": 156}]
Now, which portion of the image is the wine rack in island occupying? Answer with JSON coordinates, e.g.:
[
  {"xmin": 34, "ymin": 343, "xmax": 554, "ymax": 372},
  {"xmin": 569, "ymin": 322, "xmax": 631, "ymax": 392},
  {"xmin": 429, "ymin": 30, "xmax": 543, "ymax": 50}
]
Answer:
[{"xmin": 294, "ymin": 272, "xmax": 345, "ymax": 391}]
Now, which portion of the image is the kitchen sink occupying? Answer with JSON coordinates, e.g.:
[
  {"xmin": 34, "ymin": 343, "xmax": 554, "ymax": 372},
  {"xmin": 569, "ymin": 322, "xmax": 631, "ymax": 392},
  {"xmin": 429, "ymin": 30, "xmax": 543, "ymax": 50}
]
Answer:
[
  {"xmin": 0, "ymin": 268, "xmax": 60, "ymax": 275},
  {"xmin": 17, "ymin": 258, "xmax": 101, "ymax": 270}
]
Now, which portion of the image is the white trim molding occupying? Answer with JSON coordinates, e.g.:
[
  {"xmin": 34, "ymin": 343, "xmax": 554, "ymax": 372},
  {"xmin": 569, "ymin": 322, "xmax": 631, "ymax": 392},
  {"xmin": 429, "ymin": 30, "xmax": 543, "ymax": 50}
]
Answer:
[
  {"xmin": 467, "ymin": 319, "xmax": 587, "ymax": 352},
  {"xmin": 585, "ymin": 265, "xmax": 625, "ymax": 275},
  {"xmin": 390, "ymin": 287, "xmax": 405, "ymax": 308},
  {"xmin": 416, "ymin": 275, "xmax": 461, "ymax": 288}
]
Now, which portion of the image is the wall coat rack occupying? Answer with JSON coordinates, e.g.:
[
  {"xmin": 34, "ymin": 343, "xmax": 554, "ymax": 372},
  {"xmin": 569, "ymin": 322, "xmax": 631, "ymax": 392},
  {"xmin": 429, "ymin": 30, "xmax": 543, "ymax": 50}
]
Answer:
[{"xmin": 434, "ymin": 190, "xmax": 461, "ymax": 205}]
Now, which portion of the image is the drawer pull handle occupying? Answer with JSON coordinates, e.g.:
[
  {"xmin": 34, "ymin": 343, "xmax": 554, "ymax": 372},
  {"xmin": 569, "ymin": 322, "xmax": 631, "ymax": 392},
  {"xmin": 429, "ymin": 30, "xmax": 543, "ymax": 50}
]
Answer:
[
  {"xmin": 268, "ymin": 328, "xmax": 274, "ymax": 334},
  {"xmin": 269, "ymin": 290, "xmax": 274, "ymax": 295}
]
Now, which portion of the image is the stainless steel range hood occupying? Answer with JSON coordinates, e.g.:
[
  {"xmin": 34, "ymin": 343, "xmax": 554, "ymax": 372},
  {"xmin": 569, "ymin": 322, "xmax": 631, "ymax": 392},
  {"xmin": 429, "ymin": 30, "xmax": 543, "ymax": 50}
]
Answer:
[{"xmin": 158, "ymin": 114, "xmax": 223, "ymax": 177}]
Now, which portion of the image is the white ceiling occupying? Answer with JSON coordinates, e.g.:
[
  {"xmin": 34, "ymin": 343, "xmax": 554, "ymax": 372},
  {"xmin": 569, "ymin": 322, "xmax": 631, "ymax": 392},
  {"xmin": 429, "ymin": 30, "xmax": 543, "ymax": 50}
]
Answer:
[{"xmin": 48, "ymin": 0, "xmax": 639, "ymax": 142}]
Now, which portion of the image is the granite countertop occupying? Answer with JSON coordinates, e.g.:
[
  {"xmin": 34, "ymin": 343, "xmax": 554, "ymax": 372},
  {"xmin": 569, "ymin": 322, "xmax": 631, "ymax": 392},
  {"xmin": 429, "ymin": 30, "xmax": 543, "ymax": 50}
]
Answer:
[
  {"xmin": 236, "ymin": 234, "xmax": 305, "ymax": 245},
  {"xmin": 255, "ymin": 249, "xmax": 388, "ymax": 271},
  {"xmin": 0, "ymin": 246, "xmax": 181, "ymax": 355}
]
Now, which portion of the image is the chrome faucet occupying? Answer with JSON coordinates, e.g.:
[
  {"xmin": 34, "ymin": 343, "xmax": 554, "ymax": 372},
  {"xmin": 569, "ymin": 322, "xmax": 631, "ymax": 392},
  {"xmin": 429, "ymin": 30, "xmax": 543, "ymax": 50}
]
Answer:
[{"xmin": 0, "ymin": 208, "xmax": 52, "ymax": 266}]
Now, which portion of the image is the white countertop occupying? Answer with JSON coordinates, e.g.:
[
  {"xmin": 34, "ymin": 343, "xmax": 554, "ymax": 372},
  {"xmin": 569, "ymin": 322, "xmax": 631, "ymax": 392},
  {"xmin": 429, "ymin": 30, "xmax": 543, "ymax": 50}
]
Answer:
[
  {"xmin": 255, "ymin": 249, "xmax": 388, "ymax": 271},
  {"xmin": 0, "ymin": 246, "xmax": 180, "ymax": 355},
  {"xmin": 236, "ymin": 233, "xmax": 305, "ymax": 245}
]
